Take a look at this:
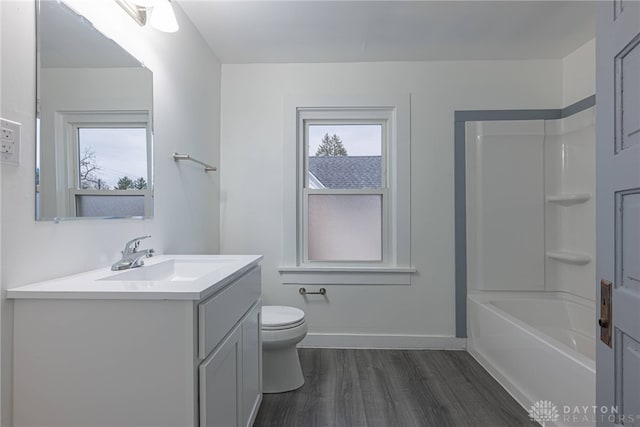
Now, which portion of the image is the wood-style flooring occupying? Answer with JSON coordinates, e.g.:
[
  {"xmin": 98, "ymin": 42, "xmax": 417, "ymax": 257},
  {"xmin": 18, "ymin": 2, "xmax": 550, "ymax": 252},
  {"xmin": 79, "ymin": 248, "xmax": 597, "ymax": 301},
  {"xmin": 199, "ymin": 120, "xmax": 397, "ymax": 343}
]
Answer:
[{"xmin": 254, "ymin": 348, "xmax": 537, "ymax": 427}]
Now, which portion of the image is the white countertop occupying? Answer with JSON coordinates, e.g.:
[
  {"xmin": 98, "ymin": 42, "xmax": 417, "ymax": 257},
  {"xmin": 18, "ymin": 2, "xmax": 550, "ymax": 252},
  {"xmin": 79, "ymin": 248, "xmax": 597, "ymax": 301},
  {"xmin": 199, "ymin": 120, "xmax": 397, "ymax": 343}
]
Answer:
[{"xmin": 6, "ymin": 255, "xmax": 263, "ymax": 301}]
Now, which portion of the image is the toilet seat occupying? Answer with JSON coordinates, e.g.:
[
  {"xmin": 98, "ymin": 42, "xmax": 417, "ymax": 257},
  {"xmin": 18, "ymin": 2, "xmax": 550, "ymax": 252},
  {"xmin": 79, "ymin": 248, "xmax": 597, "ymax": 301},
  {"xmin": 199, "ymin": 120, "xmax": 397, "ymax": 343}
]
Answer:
[{"xmin": 262, "ymin": 306, "xmax": 305, "ymax": 331}]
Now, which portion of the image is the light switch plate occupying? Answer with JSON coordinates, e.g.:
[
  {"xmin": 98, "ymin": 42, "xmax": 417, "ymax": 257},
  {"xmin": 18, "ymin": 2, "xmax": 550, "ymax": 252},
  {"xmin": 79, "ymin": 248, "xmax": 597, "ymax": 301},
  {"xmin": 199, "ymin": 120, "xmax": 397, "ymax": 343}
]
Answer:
[{"xmin": 1, "ymin": 118, "xmax": 21, "ymax": 165}]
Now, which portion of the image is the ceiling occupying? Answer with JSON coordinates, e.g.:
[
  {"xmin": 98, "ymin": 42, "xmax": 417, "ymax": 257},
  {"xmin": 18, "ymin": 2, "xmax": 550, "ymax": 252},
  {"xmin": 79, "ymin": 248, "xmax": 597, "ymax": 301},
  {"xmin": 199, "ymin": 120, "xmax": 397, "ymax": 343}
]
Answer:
[{"xmin": 177, "ymin": 1, "xmax": 596, "ymax": 64}]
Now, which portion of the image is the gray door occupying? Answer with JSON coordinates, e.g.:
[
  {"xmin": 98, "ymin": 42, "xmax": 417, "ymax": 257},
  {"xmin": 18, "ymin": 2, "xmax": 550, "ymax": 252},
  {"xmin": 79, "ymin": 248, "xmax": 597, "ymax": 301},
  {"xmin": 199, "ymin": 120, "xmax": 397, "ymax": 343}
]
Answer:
[{"xmin": 596, "ymin": 1, "xmax": 640, "ymax": 426}]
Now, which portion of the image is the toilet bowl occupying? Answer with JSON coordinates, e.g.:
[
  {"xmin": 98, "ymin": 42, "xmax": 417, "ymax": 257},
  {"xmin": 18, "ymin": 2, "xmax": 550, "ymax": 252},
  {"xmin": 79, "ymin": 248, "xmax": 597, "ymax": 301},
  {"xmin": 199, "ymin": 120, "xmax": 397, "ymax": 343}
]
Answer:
[{"xmin": 261, "ymin": 305, "xmax": 308, "ymax": 393}]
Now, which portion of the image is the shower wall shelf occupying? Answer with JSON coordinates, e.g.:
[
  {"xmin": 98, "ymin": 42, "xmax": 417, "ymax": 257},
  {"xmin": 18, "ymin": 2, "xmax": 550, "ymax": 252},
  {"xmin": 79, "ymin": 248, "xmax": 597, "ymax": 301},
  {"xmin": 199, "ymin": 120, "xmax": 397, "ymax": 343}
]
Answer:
[
  {"xmin": 546, "ymin": 250, "xmax": 592, "ymax": 265},
  {"xmin": 546, "ymin": 193, "xmax": 591, "ymax": 206}
]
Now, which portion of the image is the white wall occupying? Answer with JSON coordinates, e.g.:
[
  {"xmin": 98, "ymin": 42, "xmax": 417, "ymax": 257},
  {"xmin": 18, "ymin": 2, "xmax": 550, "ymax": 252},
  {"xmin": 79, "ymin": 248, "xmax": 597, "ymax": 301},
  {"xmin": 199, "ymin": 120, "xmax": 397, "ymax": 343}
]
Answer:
[
  {"xmin": 0, "ymin": 1, "xmax": 221, "ymax": 424},
  {"xmin": 220, "ymin": 60, "xmax": 562, "ymax": 347},
  {"xmin": 563, "ymin": 38, "xmax": 596, "ymax": 106}
]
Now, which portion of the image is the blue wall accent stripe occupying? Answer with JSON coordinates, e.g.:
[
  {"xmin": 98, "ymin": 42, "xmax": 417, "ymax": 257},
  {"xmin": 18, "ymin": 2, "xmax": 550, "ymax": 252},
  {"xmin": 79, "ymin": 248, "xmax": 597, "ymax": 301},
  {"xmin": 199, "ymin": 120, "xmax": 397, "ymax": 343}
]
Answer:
[
  {"xmin": 454, "ymin": 120, "xmax": 468, "ymax": 338},
  {"xmin": 455, "ymin": 109, "xmax": 561, "ymax": 122},
  {"xmin": 561, "ymin": 94, "xmax": 596, "ymax": 118},
  {"xmin": 453, "ymin": 95, "xmax": 595, "ymax": 338}
]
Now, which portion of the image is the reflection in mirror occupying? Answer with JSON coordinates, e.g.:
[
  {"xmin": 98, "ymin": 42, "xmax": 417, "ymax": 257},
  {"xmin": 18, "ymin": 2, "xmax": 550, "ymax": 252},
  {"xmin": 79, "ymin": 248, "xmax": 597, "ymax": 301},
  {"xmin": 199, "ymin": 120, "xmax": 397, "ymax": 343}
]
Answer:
[{"xmin": 36, "ymin": 0, "xmax": 153, "ymax": 221}]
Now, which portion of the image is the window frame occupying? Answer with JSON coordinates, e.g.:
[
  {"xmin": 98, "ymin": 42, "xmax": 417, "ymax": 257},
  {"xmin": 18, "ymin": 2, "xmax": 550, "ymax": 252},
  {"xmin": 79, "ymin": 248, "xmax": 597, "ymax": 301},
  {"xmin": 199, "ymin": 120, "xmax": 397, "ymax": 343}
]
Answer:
[
  {"xmin": 301, "ymin": 115, "xmax": 389, "ymax": 265},
  {"xmin": 55, "ymin": 111, "xmax": 153, "ymax": 218},
  {"xmin": 280, "ymin": 94, "xmax": 414, "ymax": 285}
]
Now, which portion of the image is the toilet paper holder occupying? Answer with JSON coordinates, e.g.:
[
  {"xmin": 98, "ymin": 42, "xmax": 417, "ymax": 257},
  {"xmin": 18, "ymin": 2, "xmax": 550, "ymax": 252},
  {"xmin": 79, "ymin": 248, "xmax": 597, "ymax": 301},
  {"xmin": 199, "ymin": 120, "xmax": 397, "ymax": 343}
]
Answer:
[{"xmin": 299, "ymin": 287, "xmax": 326, "ymax": 296}]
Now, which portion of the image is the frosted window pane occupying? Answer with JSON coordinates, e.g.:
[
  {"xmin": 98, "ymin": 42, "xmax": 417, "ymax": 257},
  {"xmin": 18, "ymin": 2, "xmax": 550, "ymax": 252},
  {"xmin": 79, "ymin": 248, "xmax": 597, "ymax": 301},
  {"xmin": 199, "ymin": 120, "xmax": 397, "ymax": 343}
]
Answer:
[
  {"xmin": 77, "ymin": 128, "xmax": 148, "ymax": 190},
  {"xmin": 308, "ymin": 194, "xmax": 382, "ymax": 261},
  {"xmin": 76, "ymin": 195, "xmax": 145, "ymax": 217},
  {"xmin": 307, "ymin": 125, "xmax": 382, "ymax": 189}
]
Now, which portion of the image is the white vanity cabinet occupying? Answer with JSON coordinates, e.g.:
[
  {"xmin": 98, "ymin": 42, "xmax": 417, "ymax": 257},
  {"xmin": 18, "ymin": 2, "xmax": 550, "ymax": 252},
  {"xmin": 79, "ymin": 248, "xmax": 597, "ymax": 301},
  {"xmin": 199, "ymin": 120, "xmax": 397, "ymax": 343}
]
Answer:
[
  {"xmin": 199, "ymin": 303, "xmax": 261, "ymax": 427},
  {"xmin": 198, "ymin": 268, "xmax": 262, "ymax": 427},
  {"xmin": 241, "ymin": 304, "xmax": 262, "ymax": 425},
  {"xmin": 10, "ymin": 257, "xmax": 262, "ymax": 427}
]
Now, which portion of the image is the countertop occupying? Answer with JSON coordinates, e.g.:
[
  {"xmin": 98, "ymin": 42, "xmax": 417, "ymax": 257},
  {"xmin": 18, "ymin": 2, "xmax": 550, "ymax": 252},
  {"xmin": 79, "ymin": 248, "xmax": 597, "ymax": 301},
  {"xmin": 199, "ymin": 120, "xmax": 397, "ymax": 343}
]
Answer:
[{"xmin": 6, "ymin": 254, "xmax": 263, "ymax": 301}]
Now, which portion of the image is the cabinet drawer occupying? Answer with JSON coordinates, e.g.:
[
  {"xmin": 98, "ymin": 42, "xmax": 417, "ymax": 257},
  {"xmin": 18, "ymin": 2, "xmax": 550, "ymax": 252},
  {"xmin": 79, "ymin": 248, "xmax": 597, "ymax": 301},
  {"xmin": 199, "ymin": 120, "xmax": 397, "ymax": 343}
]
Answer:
[{"xmin": 199, "ymin": 266, "xmax": 261, "ymax": 359}]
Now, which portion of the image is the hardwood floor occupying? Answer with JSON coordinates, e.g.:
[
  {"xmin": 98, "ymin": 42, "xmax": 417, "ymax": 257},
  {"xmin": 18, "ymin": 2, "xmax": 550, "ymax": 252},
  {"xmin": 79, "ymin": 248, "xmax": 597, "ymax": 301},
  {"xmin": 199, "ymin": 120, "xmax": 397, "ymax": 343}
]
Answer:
[{"xmin": 254, "ymin": 349, "xmax": 537, "ymax": 427}]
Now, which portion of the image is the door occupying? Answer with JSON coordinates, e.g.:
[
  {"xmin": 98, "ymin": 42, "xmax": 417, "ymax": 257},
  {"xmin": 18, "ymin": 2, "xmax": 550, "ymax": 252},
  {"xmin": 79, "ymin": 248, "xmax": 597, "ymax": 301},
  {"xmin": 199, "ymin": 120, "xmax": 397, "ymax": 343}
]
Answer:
[
  {"xmin": 242, "ymin": 303, "xmax": 262, "ymax": 427},
  {"xmin": 596, "ymin": 1, "xmax": 640, "ymax": 426},
  {"xmin": 200, "ymin": 326, "xmax": 242, "ymax": 427}
]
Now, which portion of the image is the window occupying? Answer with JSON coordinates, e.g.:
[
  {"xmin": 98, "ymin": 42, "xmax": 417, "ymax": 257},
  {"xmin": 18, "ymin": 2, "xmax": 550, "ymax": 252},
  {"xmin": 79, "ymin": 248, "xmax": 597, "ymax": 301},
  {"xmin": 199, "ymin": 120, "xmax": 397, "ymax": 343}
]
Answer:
[
  {"xmin": 57, "ymin": 111, "xmax": 152, "ymax": 218},
  {"xmin": 305, "ymin": 122, "xmax": 385, "ymax": 262},
  {"xmin": 281, "ymin": 95, "xmax": 413, "ymax": 285}
]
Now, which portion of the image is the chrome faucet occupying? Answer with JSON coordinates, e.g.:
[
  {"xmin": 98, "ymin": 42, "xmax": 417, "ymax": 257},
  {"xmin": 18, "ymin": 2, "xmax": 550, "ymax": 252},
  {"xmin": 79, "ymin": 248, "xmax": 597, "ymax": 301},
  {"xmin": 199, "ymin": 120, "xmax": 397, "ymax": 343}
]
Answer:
[{"xmin": 111, "ymin": 235, "xmax": 155, "ymax": 271}]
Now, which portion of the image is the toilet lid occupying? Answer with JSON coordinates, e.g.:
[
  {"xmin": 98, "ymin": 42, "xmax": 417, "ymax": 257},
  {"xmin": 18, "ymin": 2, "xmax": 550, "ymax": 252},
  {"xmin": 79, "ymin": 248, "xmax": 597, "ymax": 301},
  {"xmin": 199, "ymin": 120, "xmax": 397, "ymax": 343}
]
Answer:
[{"xmin": 262, "ymin": 306, "xmax": 305, "ymax": 329}]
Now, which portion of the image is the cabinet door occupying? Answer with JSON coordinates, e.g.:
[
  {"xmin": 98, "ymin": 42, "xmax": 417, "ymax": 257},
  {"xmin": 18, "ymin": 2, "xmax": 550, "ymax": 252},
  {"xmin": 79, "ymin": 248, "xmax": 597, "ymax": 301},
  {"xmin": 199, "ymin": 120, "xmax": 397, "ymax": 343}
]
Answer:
[
  {"xmin": 200, "ymin": 326, "xmax": 242, "ymax": 427},
  {"xmin": 242, "ymin": 302, "xmax": 262, "ymax": 427},
  {"xmin": 199, "ymin": 267, "xmax": 261, "ymax": 359}
]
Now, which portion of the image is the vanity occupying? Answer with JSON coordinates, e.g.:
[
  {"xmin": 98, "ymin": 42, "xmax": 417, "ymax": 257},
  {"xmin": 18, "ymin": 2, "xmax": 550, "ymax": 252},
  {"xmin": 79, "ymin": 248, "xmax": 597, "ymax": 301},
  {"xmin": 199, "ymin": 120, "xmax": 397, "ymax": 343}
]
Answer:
[{"xmin": 8, "ymin": 255, "xmax": 263, "ymax": 427}]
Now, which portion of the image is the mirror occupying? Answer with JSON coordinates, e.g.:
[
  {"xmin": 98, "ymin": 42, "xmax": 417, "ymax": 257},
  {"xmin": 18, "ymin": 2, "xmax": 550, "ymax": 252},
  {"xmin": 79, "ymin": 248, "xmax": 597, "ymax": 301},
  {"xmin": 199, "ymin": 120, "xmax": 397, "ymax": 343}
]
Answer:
[{"xmin": 36, "ymin": 0, "xmax": 153, "ymax": 221}]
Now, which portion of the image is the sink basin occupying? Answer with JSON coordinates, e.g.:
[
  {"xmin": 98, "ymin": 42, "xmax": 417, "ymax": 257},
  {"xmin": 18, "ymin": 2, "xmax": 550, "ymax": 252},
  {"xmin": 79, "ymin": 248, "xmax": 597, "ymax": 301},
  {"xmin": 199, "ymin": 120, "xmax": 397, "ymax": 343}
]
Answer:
[{"xmin": 100, "ymin": 259, "xmax": 227, "ymax": 282}]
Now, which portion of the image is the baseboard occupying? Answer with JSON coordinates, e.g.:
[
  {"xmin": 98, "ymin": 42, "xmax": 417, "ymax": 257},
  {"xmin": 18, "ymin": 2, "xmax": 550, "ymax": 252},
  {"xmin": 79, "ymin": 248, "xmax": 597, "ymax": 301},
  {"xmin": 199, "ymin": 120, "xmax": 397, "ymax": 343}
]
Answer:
[
  {"xmin": 298, "ymin": 333, "xmax": 466, "ymax": 350},
  {"xmin": 466, "ymin": 344, "xmax": 532, "ymax": 411}
]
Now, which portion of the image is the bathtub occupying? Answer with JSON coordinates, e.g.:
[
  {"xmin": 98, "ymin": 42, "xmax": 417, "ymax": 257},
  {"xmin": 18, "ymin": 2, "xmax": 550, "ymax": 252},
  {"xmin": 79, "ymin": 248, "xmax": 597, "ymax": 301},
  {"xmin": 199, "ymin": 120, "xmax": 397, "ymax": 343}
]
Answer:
[{"xmin": 467, "ymin": 292, "xmax": 595, "ymax": 426}]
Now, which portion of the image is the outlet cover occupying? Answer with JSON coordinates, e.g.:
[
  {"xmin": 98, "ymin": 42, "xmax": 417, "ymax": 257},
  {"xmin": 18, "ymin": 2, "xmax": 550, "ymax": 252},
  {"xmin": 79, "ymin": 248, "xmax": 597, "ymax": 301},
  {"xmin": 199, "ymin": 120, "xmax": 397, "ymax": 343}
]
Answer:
[{"xmin": 1, "ymin": 118, "xmax": 21, "ymax": 165}]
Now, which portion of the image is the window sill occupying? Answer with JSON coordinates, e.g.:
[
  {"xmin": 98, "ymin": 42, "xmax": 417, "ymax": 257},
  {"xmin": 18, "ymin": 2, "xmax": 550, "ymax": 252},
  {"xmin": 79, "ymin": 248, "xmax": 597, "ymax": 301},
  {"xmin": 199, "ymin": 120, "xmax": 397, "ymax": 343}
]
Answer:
[{"xmin": 278, "ymin": 266, "xmax": 416, "ymax": 285}]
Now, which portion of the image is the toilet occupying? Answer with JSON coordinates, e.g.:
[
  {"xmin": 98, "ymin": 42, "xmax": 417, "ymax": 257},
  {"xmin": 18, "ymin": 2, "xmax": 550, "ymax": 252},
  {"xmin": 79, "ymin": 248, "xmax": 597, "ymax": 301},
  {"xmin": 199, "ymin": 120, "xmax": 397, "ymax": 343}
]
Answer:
[{"xmin": 261, "ymin": 305, "xmax": 308, "ymax": 393}]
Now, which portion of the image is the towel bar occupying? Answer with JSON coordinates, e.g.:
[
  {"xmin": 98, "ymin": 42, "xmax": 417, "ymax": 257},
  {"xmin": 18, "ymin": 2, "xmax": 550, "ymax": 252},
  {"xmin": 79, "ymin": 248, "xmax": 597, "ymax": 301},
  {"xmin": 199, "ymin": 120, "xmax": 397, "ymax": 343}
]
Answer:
[
  {"xmin": 172, "ymin": 152, "xmax": 217, "ymax": 172},
  {"xmin": 299, "ymin": 287, "xmax": 326, "ymax": 296}
]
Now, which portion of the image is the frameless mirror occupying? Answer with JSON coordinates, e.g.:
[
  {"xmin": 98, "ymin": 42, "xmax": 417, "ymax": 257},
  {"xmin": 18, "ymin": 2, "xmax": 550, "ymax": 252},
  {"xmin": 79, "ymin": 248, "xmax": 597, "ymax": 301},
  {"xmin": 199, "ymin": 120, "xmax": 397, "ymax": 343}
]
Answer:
[{"xmin": 36, "ymin": 0, "xmax": 153, "ymax": 221}]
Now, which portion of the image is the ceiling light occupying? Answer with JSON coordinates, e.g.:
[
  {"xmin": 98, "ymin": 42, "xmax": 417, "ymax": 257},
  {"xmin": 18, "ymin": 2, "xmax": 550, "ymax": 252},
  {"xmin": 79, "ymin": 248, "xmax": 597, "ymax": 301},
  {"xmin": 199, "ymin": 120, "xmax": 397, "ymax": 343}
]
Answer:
[
  {"xmin": 148, "ymin": 0, "xmax": 179, "ymax": 33},
  {"xmin": 115, "ymin": 0, "xmax": 178, "ymax": 32},
  {"xmin": 114, "ymin": 0, "xmax": 147, "ymax": 26}
]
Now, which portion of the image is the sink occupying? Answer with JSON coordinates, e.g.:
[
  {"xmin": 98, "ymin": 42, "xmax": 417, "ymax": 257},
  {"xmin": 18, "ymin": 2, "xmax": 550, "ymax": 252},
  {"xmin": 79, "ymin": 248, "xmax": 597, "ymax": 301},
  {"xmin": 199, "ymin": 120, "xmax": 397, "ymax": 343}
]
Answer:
[
  {"xmin": 100, "ymin": 259, "xmax": 227, "ymax": 282},
  {"xmin": 6, "ymin": 254, "xmax": 263, "ymax": 300}
]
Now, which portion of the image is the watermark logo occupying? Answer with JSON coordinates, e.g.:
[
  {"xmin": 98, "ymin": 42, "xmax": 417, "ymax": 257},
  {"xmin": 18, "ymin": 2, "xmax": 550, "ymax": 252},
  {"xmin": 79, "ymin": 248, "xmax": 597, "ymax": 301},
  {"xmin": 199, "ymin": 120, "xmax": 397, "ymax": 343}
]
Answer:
[
  {"xmin": 529, "ymin": 400, "xmax": 560, "ymax": 426},
  {"xmin": 527, "ymin": 400, "xmax": 639, "ymax": 425}
]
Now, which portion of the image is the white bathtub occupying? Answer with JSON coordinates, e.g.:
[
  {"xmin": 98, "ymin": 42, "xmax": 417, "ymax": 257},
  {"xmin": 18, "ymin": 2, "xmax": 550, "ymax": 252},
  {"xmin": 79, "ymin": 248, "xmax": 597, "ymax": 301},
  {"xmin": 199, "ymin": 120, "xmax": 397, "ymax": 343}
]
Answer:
[{"xmin": 467, "ymin": 292, "xmax": 595, "ymax": 427}]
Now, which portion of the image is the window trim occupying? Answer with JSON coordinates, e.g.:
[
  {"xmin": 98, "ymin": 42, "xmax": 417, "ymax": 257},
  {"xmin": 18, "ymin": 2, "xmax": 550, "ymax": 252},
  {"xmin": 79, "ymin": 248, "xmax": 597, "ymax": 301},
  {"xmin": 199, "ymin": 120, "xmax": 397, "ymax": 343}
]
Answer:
[
  {"xmin": 280, "ymin": 94, "xmax": 414, "ymax": 285},
  {"xmin": 54, "ymin": 111, "xmax": 153, "ymax": 218}
]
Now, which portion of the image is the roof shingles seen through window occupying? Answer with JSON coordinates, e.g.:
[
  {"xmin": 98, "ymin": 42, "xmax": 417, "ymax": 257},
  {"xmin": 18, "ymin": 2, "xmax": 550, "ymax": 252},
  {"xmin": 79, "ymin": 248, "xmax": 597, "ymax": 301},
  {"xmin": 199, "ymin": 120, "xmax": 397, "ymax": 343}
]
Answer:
[{"xmin": 308, "ymin": 156, "xmax": 382, "ymax": 189}]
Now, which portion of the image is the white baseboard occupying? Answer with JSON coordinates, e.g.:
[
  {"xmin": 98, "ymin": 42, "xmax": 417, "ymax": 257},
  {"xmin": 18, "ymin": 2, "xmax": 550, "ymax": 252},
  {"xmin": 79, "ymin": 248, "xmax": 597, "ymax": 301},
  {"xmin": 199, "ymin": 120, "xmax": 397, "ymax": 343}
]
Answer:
[
  {"xmin": 466, "ymin": 343, "xmax": 532, "ymax": 411},
  {"xmin": 298, "ymin": 333, "xmax": 466, "ymax": 350}
]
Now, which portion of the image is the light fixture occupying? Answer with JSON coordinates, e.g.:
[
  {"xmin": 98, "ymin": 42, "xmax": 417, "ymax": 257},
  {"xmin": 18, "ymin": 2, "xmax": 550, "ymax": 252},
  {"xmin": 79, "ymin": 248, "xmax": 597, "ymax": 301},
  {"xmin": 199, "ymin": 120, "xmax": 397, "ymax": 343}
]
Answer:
[
  {"xmin": 148, "ymin": 0, "xmax": 179, "ymax": 33},
  {"xmin": 115, "ymin": 0, "xmax": 179, "ymax": 32}
]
